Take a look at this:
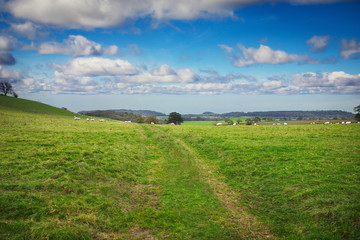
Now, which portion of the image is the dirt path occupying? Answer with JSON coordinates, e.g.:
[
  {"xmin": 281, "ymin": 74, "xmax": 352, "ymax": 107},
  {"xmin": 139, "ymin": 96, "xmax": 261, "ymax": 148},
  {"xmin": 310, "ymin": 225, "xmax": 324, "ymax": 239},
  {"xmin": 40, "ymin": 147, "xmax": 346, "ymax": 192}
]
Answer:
[{"xmin": 162, "ymin": 128, "xmax": 276, "ymax": 239}]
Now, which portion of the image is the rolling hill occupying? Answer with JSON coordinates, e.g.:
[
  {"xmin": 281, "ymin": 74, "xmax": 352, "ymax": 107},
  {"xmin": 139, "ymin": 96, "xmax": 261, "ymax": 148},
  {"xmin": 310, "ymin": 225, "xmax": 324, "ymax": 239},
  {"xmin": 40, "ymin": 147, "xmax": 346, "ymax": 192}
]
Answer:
[{"xmin": 0, "ymin": 95, "xmax": 75, "ymax": 117}]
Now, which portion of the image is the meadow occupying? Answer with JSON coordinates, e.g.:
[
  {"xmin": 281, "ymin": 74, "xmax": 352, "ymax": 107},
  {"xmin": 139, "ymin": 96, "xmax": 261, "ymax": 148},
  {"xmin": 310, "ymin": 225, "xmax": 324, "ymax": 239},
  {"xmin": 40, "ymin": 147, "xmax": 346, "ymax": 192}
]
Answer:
[{"xmin": 1, "ymin": 97, "xmax": 359, "ymax": 239}]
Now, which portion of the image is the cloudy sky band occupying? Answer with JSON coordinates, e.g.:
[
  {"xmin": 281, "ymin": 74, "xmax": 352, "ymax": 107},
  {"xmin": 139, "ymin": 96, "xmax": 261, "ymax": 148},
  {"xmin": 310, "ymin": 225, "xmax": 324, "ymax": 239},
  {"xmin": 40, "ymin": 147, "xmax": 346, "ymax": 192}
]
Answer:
[{"xmin": 0, "ymin": 0, "xmax": 359, "ymax": 112}]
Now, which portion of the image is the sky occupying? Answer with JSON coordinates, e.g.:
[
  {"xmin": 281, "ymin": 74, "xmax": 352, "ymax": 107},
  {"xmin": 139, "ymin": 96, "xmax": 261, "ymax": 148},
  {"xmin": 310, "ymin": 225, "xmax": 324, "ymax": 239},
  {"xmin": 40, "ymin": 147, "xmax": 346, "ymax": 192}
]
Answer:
[{"xmin": 0, "ymin": 0, "xmax": 360, "ymax": 114}]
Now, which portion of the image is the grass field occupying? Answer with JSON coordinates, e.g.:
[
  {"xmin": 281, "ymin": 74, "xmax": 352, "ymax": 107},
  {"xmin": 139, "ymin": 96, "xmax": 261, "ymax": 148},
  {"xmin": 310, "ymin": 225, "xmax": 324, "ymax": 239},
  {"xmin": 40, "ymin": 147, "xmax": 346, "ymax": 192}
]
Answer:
[{"xmin": 1, "ymin": 96, "xmax": 359, "ymax": 239}]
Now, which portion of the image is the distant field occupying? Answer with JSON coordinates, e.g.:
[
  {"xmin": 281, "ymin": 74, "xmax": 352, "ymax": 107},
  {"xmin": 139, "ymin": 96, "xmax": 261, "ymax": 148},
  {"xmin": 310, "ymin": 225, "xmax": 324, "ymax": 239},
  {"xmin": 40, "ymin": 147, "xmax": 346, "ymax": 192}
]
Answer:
[{"xmin": 1, "ymin": 97, "xmax": 359, "ymax": 239}]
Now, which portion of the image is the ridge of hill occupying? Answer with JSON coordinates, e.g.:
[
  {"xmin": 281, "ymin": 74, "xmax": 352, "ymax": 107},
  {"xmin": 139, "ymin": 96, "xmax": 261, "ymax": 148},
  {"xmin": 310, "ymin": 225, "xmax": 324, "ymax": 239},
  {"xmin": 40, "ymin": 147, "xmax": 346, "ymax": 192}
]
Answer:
[
  {"xmin": 79, "ymin": 109, "xmax": 166, "ymax": 116},
  {"xmin": 0, "ymin": 95, "xmax": 75, "ymax": 117}
]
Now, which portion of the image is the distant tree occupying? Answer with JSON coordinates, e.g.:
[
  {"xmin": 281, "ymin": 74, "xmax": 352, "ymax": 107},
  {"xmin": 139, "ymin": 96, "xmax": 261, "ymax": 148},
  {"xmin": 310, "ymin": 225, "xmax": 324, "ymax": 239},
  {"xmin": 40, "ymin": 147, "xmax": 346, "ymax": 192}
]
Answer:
[
  {"xmin": 296, "ymin": 116, "xmax": 303, "ymax": 120},
  {"xmin": 236, "ymin": 118, "xmax": 242, "ymax": 124},
  {"xmin": 136, "ymin": 116, "xmax": 145, "ymax": 123},
  {"xmin": 354, "ymin": 105, "xmax": 360, "ymax": 121},
  {"xmin": 145, "ymin": 115, "xmax": 159, "ymax": 124},
  {"xmin": 224, "ymin": 118, "xmax": 234, "ymax": 125},
  {"xmin": 253, "ymin": 116, "xmax": 261, "ymax": 123},
  {"xmin": 0, "ymin": 82, "xmax": 16, "ymax": 97},
  {"xmin": 245, "ymin": 118, "xmax": 254, "ymax": 125},
  {"xmin": 167, "ymin": 112, "xmax": 183, "ymax": 125}
]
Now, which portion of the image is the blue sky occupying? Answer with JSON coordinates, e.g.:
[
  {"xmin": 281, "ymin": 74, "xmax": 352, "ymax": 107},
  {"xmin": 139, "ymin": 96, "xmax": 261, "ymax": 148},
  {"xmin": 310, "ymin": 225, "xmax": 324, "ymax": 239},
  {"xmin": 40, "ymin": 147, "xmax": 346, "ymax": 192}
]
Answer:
[{"xmin": 1, "ymin": 0, "xmax": 359, "ymax": 114}]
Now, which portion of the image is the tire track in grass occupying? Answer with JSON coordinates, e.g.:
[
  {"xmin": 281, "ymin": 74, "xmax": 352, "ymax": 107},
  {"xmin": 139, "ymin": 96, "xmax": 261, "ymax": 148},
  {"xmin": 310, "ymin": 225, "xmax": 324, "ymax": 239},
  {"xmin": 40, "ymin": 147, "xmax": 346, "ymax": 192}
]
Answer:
[
  {"xmin": 160, "ymin": 126, "xmax": 276, "ymax": 239},
  {"xmin": 142, "ymin": 125, "xmax": 240, "ymax": 239}
]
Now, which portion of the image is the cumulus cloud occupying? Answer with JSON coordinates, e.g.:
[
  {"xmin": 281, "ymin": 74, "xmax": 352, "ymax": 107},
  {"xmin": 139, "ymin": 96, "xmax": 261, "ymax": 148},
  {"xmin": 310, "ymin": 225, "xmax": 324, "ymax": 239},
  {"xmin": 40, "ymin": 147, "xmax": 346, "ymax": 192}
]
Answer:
[
  {"xmin": 151, "ymin": 64, "xmax": 176, "ymax": 76},
  {"xmin": 6, "ymin": 0, "xmax": 348, "ymax": 29},
  {"xmin": 232, "ymin": 44, "xmax": 308, "ymax": 67},
  {"xmin": 340, "ymin": 38, "xmax": 360, "ymax": 59},
  {"xmin": 307, "ymin": 35, "xmax": 330, "ymax": 52},
  {"xmin": 119, "ymin": 65, "xmax": 199, "ymax": 84},
  {"xmin": 10, "ymin": 21, "xmax": 48, "ymax": 40},
  {"xmin": 292, "ymin": 71, "xmax": 360, "ymax": 94},
  {"xmin": 0, "ymin": 36, "xmax": 14, "ymax": 51},
  {"xmin": 52, "ymin": 71, "xmax": 105, "ymax": 94},
  {"xmin": 54, "ymin": 57, "xmax": 138, "ymax": 76},
  {"xmin": 38, "ymin": 35, "xmax": 118, "ymax": 57},
  {"xmin": 0, "ymin": 66, "xmax": 21, "ymax": 80}
]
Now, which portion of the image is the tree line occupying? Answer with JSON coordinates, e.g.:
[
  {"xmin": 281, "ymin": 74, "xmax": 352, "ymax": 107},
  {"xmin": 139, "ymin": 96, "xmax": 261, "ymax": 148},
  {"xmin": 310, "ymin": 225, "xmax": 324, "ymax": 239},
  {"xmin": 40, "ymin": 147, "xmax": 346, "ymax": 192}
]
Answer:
[{"xmin": 83, "ymin": 110, "xmax": 184, "ymax": 125}]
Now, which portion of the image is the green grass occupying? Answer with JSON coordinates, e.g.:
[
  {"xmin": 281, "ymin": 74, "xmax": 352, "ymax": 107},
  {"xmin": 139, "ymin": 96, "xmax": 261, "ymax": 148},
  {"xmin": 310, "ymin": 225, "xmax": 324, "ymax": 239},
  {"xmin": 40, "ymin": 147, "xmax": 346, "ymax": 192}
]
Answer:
[
  {"xmin": 0, "ymin": 95, "xmax": 75, "ymax": 117},
  {"xmin": 1, "ymin": 97, "xmax": 359, "ymax": 239},
  {"xmin": 165, "ymin": 124, "xmax": 360, "ymax": 239},
  {"xmin": 0, "ymin": 109, "xmax": 157, "ymax": 239},
  {"xmin": 182, "ymin": 121, "xmax": 218, "ymax": 126}
]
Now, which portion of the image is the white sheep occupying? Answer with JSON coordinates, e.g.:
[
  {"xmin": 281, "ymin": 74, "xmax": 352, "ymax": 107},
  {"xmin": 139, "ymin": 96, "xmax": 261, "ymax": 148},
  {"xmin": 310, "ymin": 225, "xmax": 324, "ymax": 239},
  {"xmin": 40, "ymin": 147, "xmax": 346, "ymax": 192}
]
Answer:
[
  {"xmin": 74, "ymin": 116, "xmax": 80, "ymax": 120},
  {"xmin": 324, "ymin": 122, "xmax": 330, "ymax": 125},
  {"xmin": 99, "ymin": 119, "xmax": 105, "ymax": 122},
  {"xmin": 345, "ymin": 121, "xmax": 351, "ymax": 124},
  {"xmin": 216, "ymin": 123, "xmax": 222, "ymax": 126},
  {"xmin": 284, "ymin": 123, "xmax": 288, "ymax": 125}
]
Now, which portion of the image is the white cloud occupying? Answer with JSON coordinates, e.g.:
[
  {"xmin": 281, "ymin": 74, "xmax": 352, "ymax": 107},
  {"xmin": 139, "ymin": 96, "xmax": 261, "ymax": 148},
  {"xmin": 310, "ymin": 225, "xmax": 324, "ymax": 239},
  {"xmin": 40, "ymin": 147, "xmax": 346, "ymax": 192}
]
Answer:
[
  {"xmin": 233, "ymin": 44, "xmax": 308, "ymax": 67},
  {"xmin": 0, "ymin": 36, "xmax": 14, "ymax": 51},
  {"xmin": 54, "ymin": 57, "xmax": 138, "ymax": 76},
  {"xmin": 151, "ymin": 64, "xmax": 176, "ymax": 76},
  {"xmin": 340, "ymin": 39, "xmax": 360, "ymax": 59},
  {"xmin": 10, "ymin": 21, "xmax": 47, "ymax": 40},
  {"xmin": 292, "ymin": 71, "xmax": 360, "ymax": 94},
  {"xmin": 0, "ymin": 66, "xmax": 21, "ymax": 80},
  {"xmin": 306, "ymin": 35, "xmax": 330, "ymax": 52},
  {"xmin": 38, "ymin": 35, "xmax": 118, "ymax": 57},
  {"xmin": 218, "ymin": 44, "xmax": 234, "ymax": 54},
  {"xmin": 121, "ymin": 66, "xmax": 198, "ymax": 84},
  {"xmin": 6, "ymin": 0, "xmax": 347, "ymax": 29}
]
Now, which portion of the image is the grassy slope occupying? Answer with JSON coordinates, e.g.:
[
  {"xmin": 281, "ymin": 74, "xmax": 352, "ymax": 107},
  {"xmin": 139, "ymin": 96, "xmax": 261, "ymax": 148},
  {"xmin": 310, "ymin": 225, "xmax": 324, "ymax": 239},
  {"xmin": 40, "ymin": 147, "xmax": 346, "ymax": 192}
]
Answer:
[{"xmin": 0, "ymin": 96, "xmax": 75, "ymax": 117}]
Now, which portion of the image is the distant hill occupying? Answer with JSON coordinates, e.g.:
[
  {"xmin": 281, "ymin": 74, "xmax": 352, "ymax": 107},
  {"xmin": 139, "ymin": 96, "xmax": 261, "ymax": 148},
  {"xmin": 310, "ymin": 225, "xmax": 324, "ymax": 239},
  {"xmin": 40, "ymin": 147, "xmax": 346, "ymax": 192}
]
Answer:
[
  {"xmin": 182, "ymin": 110, "xmax": 354, "ymax": 121},
  {"xmin": 0, "ymin": 95, "xmax": 74, "ymax": 117},
  {"xmin": 80, "ymin": 109, "xmax": 166, "ymax": 116},
  {"xmin": 221, "ymin": 110, "xmax": 354, "ymax": 120}
]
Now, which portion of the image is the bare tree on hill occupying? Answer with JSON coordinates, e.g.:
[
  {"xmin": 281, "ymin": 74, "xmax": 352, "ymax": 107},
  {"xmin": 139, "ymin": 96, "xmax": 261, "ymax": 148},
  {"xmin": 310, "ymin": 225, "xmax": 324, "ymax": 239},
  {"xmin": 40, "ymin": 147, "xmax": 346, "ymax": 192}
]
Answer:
[{"xmin": 0, "ymin": 82, "xmax": 17, "ymax": 97}]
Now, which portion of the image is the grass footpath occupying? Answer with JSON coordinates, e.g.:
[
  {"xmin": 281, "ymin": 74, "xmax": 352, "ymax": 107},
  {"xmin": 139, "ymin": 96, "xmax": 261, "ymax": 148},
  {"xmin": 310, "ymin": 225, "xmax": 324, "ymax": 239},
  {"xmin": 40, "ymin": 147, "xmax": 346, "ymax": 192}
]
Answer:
[{"xmin": 141, "ymin": 125, "xmax": 273, "ymax": 239}]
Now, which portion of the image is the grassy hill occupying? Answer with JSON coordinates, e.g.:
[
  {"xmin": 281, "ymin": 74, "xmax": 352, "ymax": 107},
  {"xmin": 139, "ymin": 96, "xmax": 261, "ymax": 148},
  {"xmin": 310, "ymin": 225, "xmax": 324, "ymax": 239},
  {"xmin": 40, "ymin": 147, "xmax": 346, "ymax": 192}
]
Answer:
[
  {"xmin": 0, "ymin": 95, "xmax": 75, "ymax": 117},
  {"xmin": 1, "ymin": 97, "xmax": 359, "ymax": 239}
]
